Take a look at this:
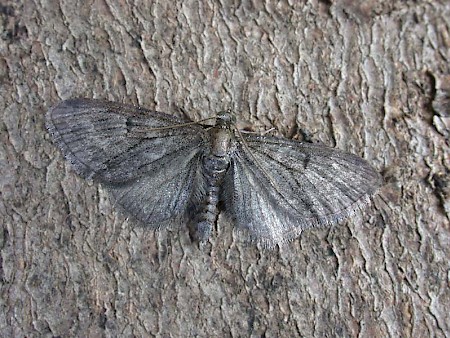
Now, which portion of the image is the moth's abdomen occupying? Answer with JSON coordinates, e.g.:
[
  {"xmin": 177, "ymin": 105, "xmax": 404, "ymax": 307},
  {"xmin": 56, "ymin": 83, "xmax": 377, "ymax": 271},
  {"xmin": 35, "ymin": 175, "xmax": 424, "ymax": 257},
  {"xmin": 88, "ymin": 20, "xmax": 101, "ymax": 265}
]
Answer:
[{"xmin": 190, "ymin": 155, "xmax": 229, "ymax": 243}]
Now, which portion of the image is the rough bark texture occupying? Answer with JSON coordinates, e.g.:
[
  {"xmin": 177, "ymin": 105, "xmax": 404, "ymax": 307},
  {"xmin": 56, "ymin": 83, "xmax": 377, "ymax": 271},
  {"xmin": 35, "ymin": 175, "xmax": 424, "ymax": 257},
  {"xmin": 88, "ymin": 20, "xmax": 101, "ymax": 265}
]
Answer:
[{"xmin": 1, "ymin": 1, "xmax": 449, "ymax": 337}]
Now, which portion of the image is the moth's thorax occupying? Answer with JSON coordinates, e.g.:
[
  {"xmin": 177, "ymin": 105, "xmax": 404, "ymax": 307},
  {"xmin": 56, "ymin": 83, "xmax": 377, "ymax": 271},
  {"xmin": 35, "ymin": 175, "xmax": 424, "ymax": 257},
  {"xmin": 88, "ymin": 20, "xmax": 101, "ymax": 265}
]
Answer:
[{"xmin": 209, "ymin": 126, "xmax": 232, "ymax": 157}]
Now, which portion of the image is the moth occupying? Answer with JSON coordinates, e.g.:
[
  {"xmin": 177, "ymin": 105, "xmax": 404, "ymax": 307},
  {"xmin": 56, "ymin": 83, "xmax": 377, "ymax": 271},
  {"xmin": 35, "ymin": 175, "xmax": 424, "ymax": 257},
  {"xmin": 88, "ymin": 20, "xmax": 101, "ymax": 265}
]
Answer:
[{"xmin": 46, "ymin": 99, "xmax": 381, "ymax": 247}]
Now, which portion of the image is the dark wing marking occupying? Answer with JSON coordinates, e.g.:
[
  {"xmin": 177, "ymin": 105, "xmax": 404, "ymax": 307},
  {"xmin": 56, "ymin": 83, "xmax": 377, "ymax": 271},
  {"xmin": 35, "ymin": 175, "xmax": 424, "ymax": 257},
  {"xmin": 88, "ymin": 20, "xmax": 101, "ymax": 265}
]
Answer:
[{"xmin": 222, "ymin": 134, "xmax": 381, "ymax": 246}]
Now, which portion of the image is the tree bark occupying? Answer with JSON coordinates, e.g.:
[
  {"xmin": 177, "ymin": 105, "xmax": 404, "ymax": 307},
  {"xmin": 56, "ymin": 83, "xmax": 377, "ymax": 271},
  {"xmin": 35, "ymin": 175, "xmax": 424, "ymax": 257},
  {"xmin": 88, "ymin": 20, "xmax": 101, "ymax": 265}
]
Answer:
[{"xmin": 1, "ymin": 0, "xmax": 449, "ymax": 337}]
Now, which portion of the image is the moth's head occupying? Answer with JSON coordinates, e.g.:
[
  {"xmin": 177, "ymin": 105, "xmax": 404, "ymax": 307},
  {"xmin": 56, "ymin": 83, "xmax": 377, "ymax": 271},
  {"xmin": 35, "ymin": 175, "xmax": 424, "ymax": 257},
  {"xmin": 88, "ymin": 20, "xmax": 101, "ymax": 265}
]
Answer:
[{"xmin": 216, "ymin": 110, "xmax": 236, "ymax": 127}]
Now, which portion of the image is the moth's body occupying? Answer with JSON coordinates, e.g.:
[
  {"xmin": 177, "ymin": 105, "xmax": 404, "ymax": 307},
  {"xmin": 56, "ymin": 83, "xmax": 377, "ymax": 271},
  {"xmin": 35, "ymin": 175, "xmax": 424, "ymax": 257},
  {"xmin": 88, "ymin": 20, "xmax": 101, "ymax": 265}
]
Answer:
[
  {"xmin": 192, "ymin": 113, "xmax": 234, "ymax": 242},
  {"xmin": 46, "ymin": 99, "xmax": 381, "ymax": 247}
]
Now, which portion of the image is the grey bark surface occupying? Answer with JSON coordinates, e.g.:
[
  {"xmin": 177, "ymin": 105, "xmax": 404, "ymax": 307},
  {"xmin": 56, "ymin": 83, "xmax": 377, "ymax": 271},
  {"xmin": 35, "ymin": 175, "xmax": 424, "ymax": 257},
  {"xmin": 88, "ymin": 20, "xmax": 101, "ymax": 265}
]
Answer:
[{"xmin": 1, "ymin": 1, "xmax": 449, "ymax": 337}]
